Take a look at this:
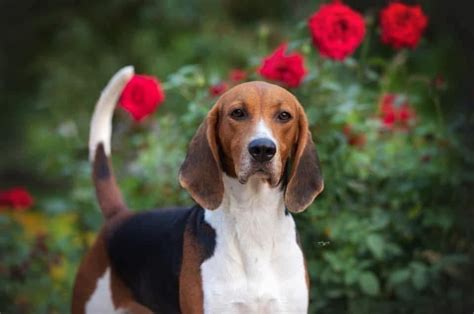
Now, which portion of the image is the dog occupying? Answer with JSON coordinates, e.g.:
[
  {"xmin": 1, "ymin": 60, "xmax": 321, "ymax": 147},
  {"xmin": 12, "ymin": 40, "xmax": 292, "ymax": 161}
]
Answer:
[{"xmin": 72, "ymin": 66, "xmax": 324, "ymax": 313}]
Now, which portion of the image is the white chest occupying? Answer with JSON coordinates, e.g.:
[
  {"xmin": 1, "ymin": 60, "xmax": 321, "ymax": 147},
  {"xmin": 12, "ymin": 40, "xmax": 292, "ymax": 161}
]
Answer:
[{"xmin": 200, "ymin": 176, "xmax": 309, "ymax": 314}]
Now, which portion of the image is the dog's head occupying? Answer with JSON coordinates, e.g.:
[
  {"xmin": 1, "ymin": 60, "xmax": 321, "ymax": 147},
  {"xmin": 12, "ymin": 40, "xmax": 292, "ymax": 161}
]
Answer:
[{"xmin": 179, "ymin": 81, "xmax": 323, "ymax": 212}]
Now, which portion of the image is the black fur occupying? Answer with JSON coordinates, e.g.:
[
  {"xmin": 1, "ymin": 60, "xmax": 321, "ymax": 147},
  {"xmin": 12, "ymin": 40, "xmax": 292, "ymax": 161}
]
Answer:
[
  {"xmin": 187, "ymin": 206, "xmax": 216, "ymax": 260},
  {"xmin": 94, "ymin": 144, "xmax": 110, "ymax": 180},
  {"xmin": 107, "ymin": 205, "xmax": 216, "ymax": 313}
]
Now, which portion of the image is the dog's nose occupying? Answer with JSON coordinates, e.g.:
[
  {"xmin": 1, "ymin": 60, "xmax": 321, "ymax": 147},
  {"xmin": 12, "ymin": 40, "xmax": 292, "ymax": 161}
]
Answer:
[{"xmin": 248, "ymin": 138, "xmax": 276, "ymax": 162}]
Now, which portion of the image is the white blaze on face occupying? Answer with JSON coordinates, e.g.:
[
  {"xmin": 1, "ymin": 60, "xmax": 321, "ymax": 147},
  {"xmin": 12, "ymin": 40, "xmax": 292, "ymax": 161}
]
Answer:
[
  {"xmin": 238, "ymin": 119, "xmax": 280, "ymax": 184},
  {"xmin": 251, "ymin": 120, "xmax": 277, "ymax": 143},
  {"xmin": 246, "ymin": 119, "xmax": 281, "ymax": 185}
]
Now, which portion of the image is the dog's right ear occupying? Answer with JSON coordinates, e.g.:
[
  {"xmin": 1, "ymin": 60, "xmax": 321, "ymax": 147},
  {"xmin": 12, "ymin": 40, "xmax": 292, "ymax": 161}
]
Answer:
[{"xmin": 179, "ymin": 105, "xmax": 224, "ymax": 210}]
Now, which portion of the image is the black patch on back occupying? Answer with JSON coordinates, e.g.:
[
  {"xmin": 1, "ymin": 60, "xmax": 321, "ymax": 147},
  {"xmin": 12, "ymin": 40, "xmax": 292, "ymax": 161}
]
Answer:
[
  {"xmin": 107, "ymin": 205, "xmax": 216, "ymax": 313},
  {"xmin": 94, "ymin": 144, "xmax": 110, "ymax": 180}
]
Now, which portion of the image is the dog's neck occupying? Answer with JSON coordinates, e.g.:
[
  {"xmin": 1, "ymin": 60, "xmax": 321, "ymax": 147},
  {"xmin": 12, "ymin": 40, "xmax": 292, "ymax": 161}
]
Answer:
[
  {"xmin": 204, "ymin": 174, "xmax": 295, "ymax": 265},
  {"xmin": 219, "ymin": 174, "xmax": 286, "ymax": 216}
]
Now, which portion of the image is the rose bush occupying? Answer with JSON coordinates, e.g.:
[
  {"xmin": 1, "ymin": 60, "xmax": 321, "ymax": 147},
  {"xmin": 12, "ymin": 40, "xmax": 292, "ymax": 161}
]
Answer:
[{"xmin": 1, "ymin": 1, "xmax": 472, "ymax": 313}]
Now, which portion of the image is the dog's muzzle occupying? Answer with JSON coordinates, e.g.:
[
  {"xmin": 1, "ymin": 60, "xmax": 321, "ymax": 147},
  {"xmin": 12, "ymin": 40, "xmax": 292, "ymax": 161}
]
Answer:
[
  {"xmin": 238, "ymin": 137, "xmax": 279, "ymax": 185},
  {"xmin": 248, "ymin": 138, "xmax": 276, "ymax": 162}
]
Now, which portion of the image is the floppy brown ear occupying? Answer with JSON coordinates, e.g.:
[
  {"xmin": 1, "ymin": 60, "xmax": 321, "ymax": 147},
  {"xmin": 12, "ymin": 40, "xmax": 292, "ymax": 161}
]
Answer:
[
  {"xmin": 285, "ymin": 106, "xmax": 324, "ymax": 213},
  {"xmin": 179, "ymin": 105, "xmax": 223, "ymax": 210}
]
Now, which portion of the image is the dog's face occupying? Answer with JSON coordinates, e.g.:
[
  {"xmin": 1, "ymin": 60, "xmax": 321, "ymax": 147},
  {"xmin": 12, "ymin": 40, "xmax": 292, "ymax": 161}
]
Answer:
[
  {"xmin": 180, "ymin": 81, "xmax": 323, "ymax": 213},
  {"xmin": 216, "ymin": 82, "xmax": 300, "ymax": 187}
]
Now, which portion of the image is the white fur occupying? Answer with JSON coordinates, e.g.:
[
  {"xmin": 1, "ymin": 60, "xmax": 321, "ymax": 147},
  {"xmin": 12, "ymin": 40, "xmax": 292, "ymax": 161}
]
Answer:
[
  {"xmin": 89, "ymin": 66, "xmax": 134, "ymax": 161},
  {"xmin": 85, "ymin": 268, "xmax": 126, "ymax": 314},
  {"xmin": 201, "ymin": 174, "xmax": 308, "ymax": 314},
  {"xmin": 251, "ymin": 120, "xmax": 277, "ymax": 142}
]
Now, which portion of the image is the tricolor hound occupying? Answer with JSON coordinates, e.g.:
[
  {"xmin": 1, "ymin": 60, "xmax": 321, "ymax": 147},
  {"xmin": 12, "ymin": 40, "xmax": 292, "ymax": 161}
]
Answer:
[{"xmin": 72, "ymin": 66, "xmax": 324, "ymax": 313}]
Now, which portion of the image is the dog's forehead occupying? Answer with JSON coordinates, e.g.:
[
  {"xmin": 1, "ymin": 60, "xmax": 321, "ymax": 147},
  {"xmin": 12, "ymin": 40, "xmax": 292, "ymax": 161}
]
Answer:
[{"xmin": 219, "ymin": 81, "xmax": 298, "ymax": 109}]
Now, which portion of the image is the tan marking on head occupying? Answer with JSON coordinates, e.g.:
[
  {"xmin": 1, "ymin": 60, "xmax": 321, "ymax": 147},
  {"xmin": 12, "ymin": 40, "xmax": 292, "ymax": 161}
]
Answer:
[
  {"xmin": 216, "ymin": 81, "xmax": 301, "ymax": 185},
  {"xmin": 180, "ymin": 81, "xmax": 323, "ymax": 211}
]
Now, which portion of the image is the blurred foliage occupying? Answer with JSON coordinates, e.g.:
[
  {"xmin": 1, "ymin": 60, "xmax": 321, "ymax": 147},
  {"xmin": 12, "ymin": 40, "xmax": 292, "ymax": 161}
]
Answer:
[{"xmin": 0, "ymin": 0, "xmax": 473, "ymax": 313}]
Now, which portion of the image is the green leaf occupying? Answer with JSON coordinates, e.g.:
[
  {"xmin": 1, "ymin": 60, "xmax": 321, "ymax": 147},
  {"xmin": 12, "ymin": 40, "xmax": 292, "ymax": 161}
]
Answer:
[
  {"xmin": 388, "ymin": 269, "xmax": 410, "ymax": 287},
  {"xmin": 358, "ymin": 271, "xmax": 380, "ymax": 296},
  {"xmin": 412, "ymin": 267, "xmax": 428, "ymax": 290},
  {"xmin": 410, "ymin": 262, "xmax": 428, "ymax": 290},
  {"xmin": 344, "ymin": 269, "xmax": 361, "ymax": 285},
  {"xmin": 366, "ymin": 234, "xmax": 385, "ymax": 259}
]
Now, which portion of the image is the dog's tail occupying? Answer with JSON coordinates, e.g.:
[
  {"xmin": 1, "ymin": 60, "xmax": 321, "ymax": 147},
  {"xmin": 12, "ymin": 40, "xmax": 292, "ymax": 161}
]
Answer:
[{"xmin": 89, "ymin": 66, "xmax": 134, "ymax": 220}]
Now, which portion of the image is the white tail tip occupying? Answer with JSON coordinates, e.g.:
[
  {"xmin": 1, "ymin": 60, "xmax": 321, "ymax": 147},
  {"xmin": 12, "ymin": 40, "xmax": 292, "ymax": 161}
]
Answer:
[{"xmin": 89, "ymin": 66, "xmax": 135, "ymax": 161}]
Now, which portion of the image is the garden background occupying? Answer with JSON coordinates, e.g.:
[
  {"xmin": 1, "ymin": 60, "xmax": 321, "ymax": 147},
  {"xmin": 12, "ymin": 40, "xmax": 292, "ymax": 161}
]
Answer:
[{"xmin": 1, "ymin": 0, "xmax": 473, "ymax": 313}]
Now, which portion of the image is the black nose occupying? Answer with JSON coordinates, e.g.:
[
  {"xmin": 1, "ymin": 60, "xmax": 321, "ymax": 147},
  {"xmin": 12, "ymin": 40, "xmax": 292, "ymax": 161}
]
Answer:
[{"xmin": 248, "ymin": 138, "xmax": 276, "ymax": 162}]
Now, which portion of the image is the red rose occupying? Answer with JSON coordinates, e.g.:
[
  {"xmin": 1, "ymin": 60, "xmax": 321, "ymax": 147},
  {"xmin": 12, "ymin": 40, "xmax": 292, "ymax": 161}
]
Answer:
[
  {"xmin": 119, "ymin": 74, "xmax": 165, "ymax": 122},
  {"xmin": 259, "ymin": 44, "xmax": 306, "ymax": 88},
  {"xmin": 379, "ymin": 94, "xmax": 416, "ymax": 130},
  {"xmin": 380, "ymin": 3, "xmax": 428, "ymax": 49},
  {"xmin": 308, "ymin": 1, "xmax": 366, "ymax": 61},
  {"xmin": 209, "ymin": 82, "xmax": 229, "ymax": 97},
  {"xmin": 398, "ymin": 103, "xmax": 416, "ymax": 126},
  {"xmin": 0, "ymin": 187, "xmax": 34, "ymax": 210},
  {"xmin": 343, "ymin": 125, "xmax": 366, "ymax": 148},
  {"xmin": 229, "ymin": 69, "xmax": 247, "ymax": 82},
  {"xmin": 380, "ymin": 94, "xmax": 397, "ymax": 129}
]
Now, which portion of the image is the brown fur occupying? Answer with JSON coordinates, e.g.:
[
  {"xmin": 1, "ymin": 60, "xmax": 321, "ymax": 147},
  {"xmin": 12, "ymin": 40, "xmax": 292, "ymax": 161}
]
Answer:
[
  {"xmin": 179, "ymin": 107, "xmax": 224, "ymax": 210},
  {"xmin": 179, "ymin": 227, "xmax": 205, "ymax": 314},
  {"xmin": 72, "ymin": 230, "xmax": 109, "ymax": 314},
  {"xmin": 285, "ymin": 110, "xmax": 324, "ymax": 213},
  {"xmin": 93, "ymin": 144, "xmax": 129, "ymax": 220},
  {"xmin": 216, "ymin": 82, "xmax": 300, "ymax": 181},
  {"xmin": 180, "ymin": 81, "xmax": 323, "ymax": 212}
]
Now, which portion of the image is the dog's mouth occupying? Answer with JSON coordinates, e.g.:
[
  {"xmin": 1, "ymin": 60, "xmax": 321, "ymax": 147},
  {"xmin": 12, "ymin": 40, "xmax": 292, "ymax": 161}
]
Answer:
[{"xmin": 238, "ymin": 163, "xmax": 278, "ymax": 186}]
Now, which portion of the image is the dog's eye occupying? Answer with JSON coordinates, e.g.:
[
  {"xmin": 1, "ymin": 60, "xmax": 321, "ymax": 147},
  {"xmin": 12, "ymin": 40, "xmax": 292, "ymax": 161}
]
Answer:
[
  {"xmin": 230, "ymin": 108, "xmax": 247, "ymax": 120},
  {"xmin": 277, "ymin": 111, "xmax": 292, "ymax": 122}
]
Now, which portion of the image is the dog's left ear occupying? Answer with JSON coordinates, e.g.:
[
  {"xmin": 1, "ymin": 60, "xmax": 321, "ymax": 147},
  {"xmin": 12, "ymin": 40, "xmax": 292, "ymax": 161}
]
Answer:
[
  {"xmin": 285, "ymin": 105, "xmax": 324, "ymax": 213},
  {"xmin": 179, "ymin": 104, "xmax": 224, "ymax": 210}
]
